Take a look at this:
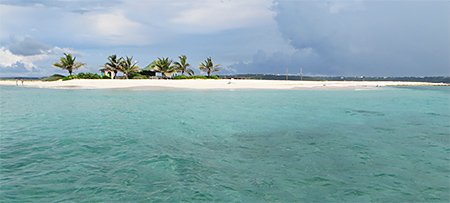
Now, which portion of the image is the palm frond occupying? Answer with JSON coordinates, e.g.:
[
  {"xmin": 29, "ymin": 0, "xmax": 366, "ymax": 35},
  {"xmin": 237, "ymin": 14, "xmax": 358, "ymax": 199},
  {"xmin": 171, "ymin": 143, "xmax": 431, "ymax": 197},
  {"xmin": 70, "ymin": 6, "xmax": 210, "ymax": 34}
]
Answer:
[
  {"xmin": 186, "ymin": 69, "xmax": 195, "ymax": 76},
  {"xmin": 198, "ymin": 57, "xmax": 220, "ymax": 76},
  {"xmin": 53, "ymin": 53, "xmax": 85, "ymax": 75}
]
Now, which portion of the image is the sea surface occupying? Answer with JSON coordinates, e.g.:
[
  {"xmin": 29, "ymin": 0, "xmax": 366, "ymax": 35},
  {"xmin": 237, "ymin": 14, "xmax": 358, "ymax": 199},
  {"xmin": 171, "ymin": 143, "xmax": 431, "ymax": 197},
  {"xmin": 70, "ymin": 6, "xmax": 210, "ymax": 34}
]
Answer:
[{"xmin": 0, "ymin": 86, "xmax": 449, "ymax": 202}]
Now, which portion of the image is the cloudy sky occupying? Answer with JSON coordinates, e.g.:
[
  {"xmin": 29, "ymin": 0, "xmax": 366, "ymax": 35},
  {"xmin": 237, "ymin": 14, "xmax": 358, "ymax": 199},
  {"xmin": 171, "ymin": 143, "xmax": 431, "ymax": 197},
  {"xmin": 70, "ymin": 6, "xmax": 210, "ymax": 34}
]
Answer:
[{"xmin": 0, "ymin": 0, "xmax": 448, "ymax": 77}]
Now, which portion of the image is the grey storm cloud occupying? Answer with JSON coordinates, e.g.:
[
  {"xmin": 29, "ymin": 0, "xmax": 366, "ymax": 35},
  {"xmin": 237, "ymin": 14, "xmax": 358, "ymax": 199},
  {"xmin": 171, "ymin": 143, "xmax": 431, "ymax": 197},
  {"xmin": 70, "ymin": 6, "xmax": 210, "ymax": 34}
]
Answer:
[
  {"xmin": 7, "ymin": 37, "xmax": 51, "ymax": 56},
  {"xmin": 1, "ymin": 0, "xmax": 448, "ymax": 76},
  {"xmin": 232, "ymin": 49, "xmax": 326, "ymax": 74},
  {"xmin": 234, "ymin": 0, "xmax": 450, "ymax": 76},
  {"xmin": 0, "ymin": 37, "xmax": 75, "ymax": 77}
]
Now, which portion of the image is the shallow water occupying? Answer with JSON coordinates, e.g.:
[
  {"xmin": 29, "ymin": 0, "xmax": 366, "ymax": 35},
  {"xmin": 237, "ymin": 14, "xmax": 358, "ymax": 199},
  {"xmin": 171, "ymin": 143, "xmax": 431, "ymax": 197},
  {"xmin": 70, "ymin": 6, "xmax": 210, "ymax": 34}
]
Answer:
[{"xmin": 0, "ymin": 86, "xmax": 449, "ymax": 202}]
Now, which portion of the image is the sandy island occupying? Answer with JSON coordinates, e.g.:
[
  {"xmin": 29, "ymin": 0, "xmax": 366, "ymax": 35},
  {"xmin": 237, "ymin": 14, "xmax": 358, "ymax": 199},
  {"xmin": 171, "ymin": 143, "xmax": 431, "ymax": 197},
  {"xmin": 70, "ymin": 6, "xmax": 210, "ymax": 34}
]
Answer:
[{"xmin": 0, "ymin": 79, "xmax": 447, "ymax": 90}]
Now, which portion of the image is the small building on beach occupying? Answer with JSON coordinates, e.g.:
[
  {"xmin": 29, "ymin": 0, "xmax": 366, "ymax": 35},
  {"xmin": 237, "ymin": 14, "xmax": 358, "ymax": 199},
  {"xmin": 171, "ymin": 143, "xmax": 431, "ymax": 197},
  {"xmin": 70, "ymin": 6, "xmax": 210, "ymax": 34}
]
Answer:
[
  {"xmin": 99, "ymin": 68, "xmax": 116, "ymax": 79},
  {"xmin": 140, "ymin": 70, "xmax": 157, "ymax": 77}
]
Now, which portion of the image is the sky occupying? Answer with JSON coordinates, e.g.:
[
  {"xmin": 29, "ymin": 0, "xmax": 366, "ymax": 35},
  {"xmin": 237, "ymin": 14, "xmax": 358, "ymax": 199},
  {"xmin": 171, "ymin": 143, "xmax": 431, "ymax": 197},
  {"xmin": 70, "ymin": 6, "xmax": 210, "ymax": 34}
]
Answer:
[{"xmin": 0, "ymin": 0, "xmax": 448, "ymax": 77}]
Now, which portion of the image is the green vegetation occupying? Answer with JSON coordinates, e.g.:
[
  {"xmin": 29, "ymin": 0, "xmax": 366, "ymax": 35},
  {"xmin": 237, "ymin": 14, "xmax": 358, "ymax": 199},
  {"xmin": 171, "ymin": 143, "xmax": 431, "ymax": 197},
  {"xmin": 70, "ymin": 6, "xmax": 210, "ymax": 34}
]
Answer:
[
  {"xmin": 53, "ymin": 53, "xmax": 85, "ymax": 75},
  {"xmin": 103, "ymin": 55, "xmax": 122, "ymax": 79},
  {"xmin": 41, "ymin": 74, "xmax": 65, "ymax": 81},
  {"xmin": 174, "ymin": 55, "xmax": 194, "ymax": 76},
  {"xmin": 146, "ymin": 57, "xmax": 177, "ymax": 78},
  {"xmin": 62, "ymin": 75, "xmax": 78, "ymax": 81},
  {"xmin": 172, "ymin": 75, "xmax": 219, "ymax": 79},
  {"xmin": 62, "ymin": 73, "xmax": 109, "ymax": 81},
  {"xmin": 120, "ymin": 57, "xmax": 140, "ymax": 79},
  {"xmin": 52, "ymin": 53, "xmax": 225, "ymax": 80},
  {"xmin": 48, "ymin": 53, "xmax": 449, "ymax": 83},
  {"xmin": 129, "ymin": 73, "xmax": 148, "ymax": 79},
  {"xmin": 102, "ymin": 55, "xmax": 140, "ymax": 79},
  {"xmin": 199, "ymin": 57, "xmax": 220, "ymax": 77},
  {"xmin": 77, "ymin": 72, "xmax": 109, "ymax": 79}
]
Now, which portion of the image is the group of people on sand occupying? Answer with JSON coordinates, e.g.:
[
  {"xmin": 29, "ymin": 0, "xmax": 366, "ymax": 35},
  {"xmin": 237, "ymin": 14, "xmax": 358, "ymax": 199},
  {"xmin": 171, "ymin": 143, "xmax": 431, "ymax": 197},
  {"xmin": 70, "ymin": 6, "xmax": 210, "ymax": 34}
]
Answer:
[{"xmin": 15, "ymin": 79, "xmax": 24, "ymax": 86}]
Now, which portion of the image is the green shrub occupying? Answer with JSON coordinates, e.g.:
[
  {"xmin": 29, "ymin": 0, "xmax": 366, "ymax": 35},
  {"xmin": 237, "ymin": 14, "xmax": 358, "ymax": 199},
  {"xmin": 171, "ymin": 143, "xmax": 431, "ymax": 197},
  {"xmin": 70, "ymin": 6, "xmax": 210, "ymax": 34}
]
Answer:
[
  {"xmin": 173, "ymin": 75, "xmax": 188, "ymax": 79},
  {"xmin": 77, "ymin": 72, "xmax": 86, "ymax": 78},
  {"xmin": 131, "ymin": 74, "xmax": 148, "ymax": 79},
  {"xmin": 41, "ymin": 74, "xmax": 65, "ymax": 81},
  {"xmin": 62, "ymin": 75, "xmax": 78, "ymax": 81},
  {"xmin": 193, "ymin": 76, "xmax": 209, "ymax": 79},
  {"xmin": 61, "ymin": 72, "xmax": 110, "ymax": 80},
  {"xmin": 77, "ymin": 72, "xmax": 102, "ymax": 79},
  {"xmin": 172, "ymin": 75, "xmax": 220, "ymax": 80}
]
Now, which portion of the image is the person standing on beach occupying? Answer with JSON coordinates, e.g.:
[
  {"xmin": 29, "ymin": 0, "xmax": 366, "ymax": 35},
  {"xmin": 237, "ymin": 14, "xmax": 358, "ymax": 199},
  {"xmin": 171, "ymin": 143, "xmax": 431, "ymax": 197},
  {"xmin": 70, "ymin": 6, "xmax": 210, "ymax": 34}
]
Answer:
[
  {"xmin": 15, "ymin": 79, "xmax": 18, "ymax": 86},
  {"xmin": 21, "ymin": 79, "xmax": 24, "ymax": 86}
]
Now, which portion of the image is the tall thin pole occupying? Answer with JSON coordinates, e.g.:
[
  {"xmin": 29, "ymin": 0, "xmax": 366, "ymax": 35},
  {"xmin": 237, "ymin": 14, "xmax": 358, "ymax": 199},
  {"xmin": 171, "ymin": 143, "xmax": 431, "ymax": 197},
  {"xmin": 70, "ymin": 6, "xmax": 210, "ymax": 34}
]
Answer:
[
  {"xmin": 286, "ymin": 67, "xmax": 288, "ymax": 80},
  {"xmin": 300, "ymin": 67, "xmax": 303, "ymax": 81}
]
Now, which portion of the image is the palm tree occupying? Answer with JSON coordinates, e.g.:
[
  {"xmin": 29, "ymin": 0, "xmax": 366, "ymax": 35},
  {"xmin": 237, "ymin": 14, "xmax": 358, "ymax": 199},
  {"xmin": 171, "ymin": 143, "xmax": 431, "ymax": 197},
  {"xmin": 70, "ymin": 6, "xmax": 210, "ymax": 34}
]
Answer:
[
  {"xmin": 198, "ymin": 57, "xmax": 220, "ymax": 77},
  {"xmin": 146, "ymin": 57, "xmax": 177, "ymax": 78},
  {"xmin": 53, "ymin": 53, "xmax": 85, "ymax": 75},
  {"xmin": 174, "ymin": 55, "xmax": 194, "ymax": 76},
  {"xmin": 104, "ymin": 55, "xmax": 123, "ymax": 79},
  {"xmin": 119, "ymin": 56, "xmax": 140, "ymax": 79}
]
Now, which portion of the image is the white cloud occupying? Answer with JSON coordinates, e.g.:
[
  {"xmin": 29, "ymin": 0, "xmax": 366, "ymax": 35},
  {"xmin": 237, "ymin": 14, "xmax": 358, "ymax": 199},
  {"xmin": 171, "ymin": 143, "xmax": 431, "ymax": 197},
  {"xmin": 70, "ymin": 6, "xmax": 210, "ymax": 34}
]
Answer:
[
  {"xmin": 0, "ymin": 42, "xmax": 78, "ymax": 76},
  {"xmin": 0, "ymin": 3, "xmax": 152, "ymax": 46},
  {"xmin": 0, "ymin": 47, "xmax": 47, "ymax": 70},
  {"xmin": 0, "ymin": 36, "xmax": 78, "ymax": 72},
  {"xmin": 170, "ymin": 0, "xmax": 275, "ymax": 33},
  {"xmin": 70, "ymin": 10, "xmax": 149, "ymax": 46},
  {"xmin": 0, "ymin": 0, "xmax": 277, "ymax": 47}
]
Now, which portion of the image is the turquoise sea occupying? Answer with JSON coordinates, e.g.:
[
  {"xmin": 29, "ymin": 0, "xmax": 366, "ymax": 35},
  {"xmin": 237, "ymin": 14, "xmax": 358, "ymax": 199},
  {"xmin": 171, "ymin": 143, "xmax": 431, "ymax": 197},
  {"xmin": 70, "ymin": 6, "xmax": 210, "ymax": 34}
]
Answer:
[{"xmin": 0, "ymin": 86, "xmax": 449, "ymax": 202}]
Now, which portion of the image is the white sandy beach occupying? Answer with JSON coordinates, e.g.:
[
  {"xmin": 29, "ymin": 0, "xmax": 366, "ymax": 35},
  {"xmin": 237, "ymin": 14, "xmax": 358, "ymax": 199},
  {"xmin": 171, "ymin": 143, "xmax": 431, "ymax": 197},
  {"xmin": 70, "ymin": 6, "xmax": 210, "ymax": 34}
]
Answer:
[{"xmin": 0, "ymin": 79, "xmax": 446, "ymax": 90}]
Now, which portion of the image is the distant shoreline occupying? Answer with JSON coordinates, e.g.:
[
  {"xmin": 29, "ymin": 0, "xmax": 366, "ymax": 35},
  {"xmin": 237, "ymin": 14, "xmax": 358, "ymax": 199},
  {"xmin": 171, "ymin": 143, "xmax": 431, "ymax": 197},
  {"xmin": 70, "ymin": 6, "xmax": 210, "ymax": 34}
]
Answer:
[
  {"xmin": 0, "ymin": 79, "xmax": 447, "ymax": 90},
  {"xmin": 1, "ymin": 75, "xmax": 449, "ymax": 83}
]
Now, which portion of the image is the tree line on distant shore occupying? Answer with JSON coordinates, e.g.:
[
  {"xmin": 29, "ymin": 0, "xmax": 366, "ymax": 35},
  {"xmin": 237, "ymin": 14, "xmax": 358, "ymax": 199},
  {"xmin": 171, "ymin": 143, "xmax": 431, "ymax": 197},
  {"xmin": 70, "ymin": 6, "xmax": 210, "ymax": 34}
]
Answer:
[
  {"xmin": 49, "ymin": 53, "xmax": 450, "ymax": 83},
  {"xmin": 52, "ymin": 53, "xmax": 221, "ymax": 79}
]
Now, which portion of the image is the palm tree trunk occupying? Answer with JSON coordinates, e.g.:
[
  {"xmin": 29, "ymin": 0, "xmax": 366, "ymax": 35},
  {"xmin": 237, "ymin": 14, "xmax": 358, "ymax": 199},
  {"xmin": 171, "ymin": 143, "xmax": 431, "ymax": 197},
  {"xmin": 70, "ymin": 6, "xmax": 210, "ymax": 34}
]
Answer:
[{"xmin": 69, "ymin": 69, "xmax": 72, "ymax": 76}]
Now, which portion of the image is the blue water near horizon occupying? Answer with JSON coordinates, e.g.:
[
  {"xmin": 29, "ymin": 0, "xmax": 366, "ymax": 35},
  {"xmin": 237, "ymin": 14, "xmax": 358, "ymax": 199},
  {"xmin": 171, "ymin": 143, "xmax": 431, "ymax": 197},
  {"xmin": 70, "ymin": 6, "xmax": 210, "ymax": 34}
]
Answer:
[{"xmin": 0, "ymin": 86, "xmax": 449, "ymax": 202}]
